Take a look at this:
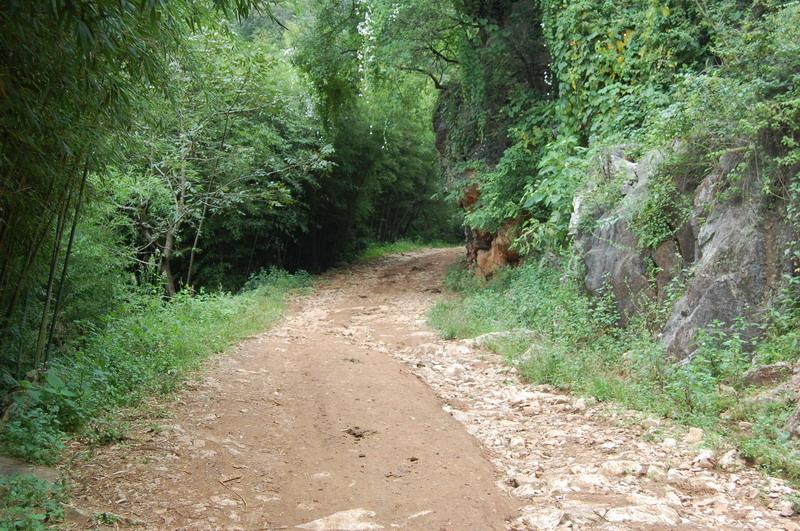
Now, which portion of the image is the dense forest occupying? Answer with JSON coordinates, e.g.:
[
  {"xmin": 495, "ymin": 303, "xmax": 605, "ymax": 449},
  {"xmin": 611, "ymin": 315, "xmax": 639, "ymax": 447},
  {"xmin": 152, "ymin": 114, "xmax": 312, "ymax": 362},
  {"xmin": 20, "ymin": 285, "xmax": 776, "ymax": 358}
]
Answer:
[
  {"xmin": 1, "ymin": 0, "xmax": 800, "ymax": 525},
  {"xmin": 0, "ymin": 1, "xmax": 454, "ymax": 386}
]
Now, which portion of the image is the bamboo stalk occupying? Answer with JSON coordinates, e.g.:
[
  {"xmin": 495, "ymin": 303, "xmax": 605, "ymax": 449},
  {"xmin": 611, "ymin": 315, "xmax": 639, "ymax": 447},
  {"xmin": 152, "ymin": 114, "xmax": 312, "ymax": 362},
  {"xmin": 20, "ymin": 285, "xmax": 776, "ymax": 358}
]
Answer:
[
  {"xmin": 34, "ymin": 186, "xmax": 72, "ymax": 368},
  {"xmin": 43, "ymin": 161, "xmax": 89, "ymax": 368}
]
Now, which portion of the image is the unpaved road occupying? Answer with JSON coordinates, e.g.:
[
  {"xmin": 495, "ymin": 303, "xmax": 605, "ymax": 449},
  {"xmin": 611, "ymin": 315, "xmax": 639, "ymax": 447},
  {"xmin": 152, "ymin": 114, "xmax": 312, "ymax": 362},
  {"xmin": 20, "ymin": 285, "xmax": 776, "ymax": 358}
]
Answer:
[
  {"xmin": 68, "ymin": 248, "xmax": 516, "ymax": 529},
  {"xmin": 68, "ymin": 248, "xmax": 800, "ymax": 530}
]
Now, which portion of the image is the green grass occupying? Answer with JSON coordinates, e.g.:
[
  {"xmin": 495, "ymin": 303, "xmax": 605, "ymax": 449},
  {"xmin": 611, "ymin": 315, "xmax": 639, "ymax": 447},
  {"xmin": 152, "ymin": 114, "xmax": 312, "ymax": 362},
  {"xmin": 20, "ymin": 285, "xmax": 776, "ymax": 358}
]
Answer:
[
  {"xmin": 356, "ymin": 239, "xmax": 457, "ymax": 262},
  {"xmin": 429, "ymin": 257, "xmax": 800, "ymax": 485},
  {"xmin": 0, "ymin": 269, "xmax": 309, "ymax": 526}
]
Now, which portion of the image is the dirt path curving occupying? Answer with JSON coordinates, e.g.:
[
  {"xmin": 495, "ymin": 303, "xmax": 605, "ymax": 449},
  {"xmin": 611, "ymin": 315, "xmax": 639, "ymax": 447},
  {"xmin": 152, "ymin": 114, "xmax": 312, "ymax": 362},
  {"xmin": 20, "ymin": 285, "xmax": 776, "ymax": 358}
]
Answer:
[
  {"xmin": 68, "ymin": 248, "xmax": 516, "ymax": 529},
  {"xmin": 68, "ymin": 248, "xmax": 800, "ymax": 530}
]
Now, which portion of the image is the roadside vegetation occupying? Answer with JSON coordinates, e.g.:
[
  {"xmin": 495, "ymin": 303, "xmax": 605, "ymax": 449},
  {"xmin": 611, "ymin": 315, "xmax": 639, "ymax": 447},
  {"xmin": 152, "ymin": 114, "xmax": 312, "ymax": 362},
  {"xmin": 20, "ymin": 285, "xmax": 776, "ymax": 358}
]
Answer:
[
  {"xmin": 1, "ymin": 0, "xmax": 455, "ymax": 522},
  {"xmin": 0, "ymin": 270, "xmax": 308, "ymax": 528},
  {"xmin": 430, "ymin": 258, "xmax": 800, "ymax": 484}
]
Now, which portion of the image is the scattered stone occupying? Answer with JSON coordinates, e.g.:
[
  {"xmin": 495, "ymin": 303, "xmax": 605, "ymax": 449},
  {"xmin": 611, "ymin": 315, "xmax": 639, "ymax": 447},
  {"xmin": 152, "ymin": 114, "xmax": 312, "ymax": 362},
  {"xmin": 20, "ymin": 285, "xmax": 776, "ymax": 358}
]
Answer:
[
  {"xmin": 343, "ymin": 426, "xmax": 376, "ymax": 439},
  {"xmin": 684, "ymin": 427, "xmax": 704, "ymax": 445},
  {"xmin": 662, "ymin": 437, "xmax": 677, "ymax": 449},
  {"xmin": 296, "ymin": 508, "xmax": 383, "ymax": 530},
  {"xmin": 777, "ymin": 500, "xmax": 796, "ymax": 517},
  {"xmin": 600, "ymin": 460, "xmax": 644, "ymax": 477},
  {"xmin": 664, "ymin": 490, "xmax": 684, "ymax": 507},
  {"xmin": 641, "ymin": 417, "xmax": 661, "ymax": 429},
  {"xmin": 444, "ymin": 363, "xmax": 465, "ymax": 379},
  {"xmin": 693, "ymin": 449, "xmax": 716, "ymax": 469},
  {"xmin": 521, "ymin": 405, "xmax": 541, "ymax": 416},
  {"xmin": 571, "ymin": 473, "xmax": 610, "ymax": 489},
  {"xmin": 561, "ymin": 501, "xmax": 605, "ymax": 525},
  {"xmin": 604, "ymin": 504, "xmax": 681, "ymax": 526},
  {"xmin": 517, "ymin": 507, "xmax": 564, "ymax": 531},
  {"xmin": 572, "ymin": 398, "xmax": 587, "ymax": 413},
  {"xmin": 646, "ymin": 465, "xmax": 667, "ymax": 481},
  {"xmin": 718, "ymin": 449, "xmax": 745, "ymax": 472},
  {"xmin": 510, "ymin": 391, "xmax": 538, "ymax": 407},
  {"xmin": 509, "ymin": 436, "xmax": 525, "ymax": 448},
  {"xmin": 406, "ymin": 509, "xmax": 433, "ymax": 520},
  {"xmin": 464, "ymin": 330, "xmax": 537, "ymax": 349},
  {"xmin": 511, "ymin": 482, "xmax": 542, "ymax": 498}
]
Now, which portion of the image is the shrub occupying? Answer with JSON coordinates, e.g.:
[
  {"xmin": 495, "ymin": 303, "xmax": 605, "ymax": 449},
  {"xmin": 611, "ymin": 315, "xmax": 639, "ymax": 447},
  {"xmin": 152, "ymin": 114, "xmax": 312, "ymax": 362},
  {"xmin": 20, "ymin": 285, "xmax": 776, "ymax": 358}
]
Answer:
[
  {"xmin": 0, "ymin": 270, "xmax": 308, "ymax": 464},
  {"xmin": 0, "ymin": 475, "xmax": 66, "ymax": 530},
  {"xmin": 430, "ymin": 258, "xmax": 800, "ymax": 484}
]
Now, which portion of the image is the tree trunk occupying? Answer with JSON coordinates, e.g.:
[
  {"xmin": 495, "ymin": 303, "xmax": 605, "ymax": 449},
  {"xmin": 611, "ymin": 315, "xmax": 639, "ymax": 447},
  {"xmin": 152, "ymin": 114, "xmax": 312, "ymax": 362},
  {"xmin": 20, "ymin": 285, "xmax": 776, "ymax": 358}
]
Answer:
[
  {"xmin": 34, "ymin": 187, "xmax": 72, "ymax": 367},
  {"xmin": 161, "ymin": 228, "xmax": 177, "ymax": 297},
  {"xmin": 44, "ymin": 162, "xmax": 89, "ymax": 367},
  {"xmin": 185, "ymin": 202, "xmax": 207, "ymax": 287}
]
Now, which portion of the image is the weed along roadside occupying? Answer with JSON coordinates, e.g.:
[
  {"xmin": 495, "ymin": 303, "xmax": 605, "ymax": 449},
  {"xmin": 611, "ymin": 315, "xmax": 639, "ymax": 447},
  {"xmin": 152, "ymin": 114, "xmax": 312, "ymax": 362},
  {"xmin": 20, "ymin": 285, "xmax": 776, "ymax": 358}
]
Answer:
[
  {"xmin": 429, "ymin": 257, "xmax": 800, "ymax": 499},
  {"xmin": 0, "ymin": 270, "xmax": 309, "ymax": 528}
]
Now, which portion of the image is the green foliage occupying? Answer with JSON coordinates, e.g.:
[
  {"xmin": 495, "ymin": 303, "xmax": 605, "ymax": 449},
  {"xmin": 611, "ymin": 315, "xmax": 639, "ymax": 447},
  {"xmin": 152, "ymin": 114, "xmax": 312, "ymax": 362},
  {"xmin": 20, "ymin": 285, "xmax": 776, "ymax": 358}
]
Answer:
[
  {"xmin": 646, "ymin": 1, "xmax": 800, "ymax": 193},
  {"xmin": 430, "ymin": 259, "xmax": 800, "ymax": 483},
  {"xmin": 465, "ymin": 99, "xmax": 556, "ymax": 233},
  {"xmin": 428, "ymin": 0, "xmax": 714, "ymax": 253},
  {"xmin": 0, "ymin": 475, "xmax": 66, "ymax": 530},
  {"xmin": 628, "ymin": 169, "xmax": 691, "ymax": 249},
  {"xmin": 0, "ymin": 0, "xmax": 266, "ymax": 373},
  {"xmin": 542, "ymin": 0, "xmax": 709, "ymax": 141},
  {"xmin": 0, "ymin": 270, "xmax": 307, "ymax": 464},
  {"xmin": 289, "ymin": 0, "xmax": 457, "ymax": 268},
  {"xmin": 0, "ymin": 409, "xmax": 65, "ymax": 466},
  {"xmin": 1, "ymin": 0, "xmax": 454, "ymax": 397}
]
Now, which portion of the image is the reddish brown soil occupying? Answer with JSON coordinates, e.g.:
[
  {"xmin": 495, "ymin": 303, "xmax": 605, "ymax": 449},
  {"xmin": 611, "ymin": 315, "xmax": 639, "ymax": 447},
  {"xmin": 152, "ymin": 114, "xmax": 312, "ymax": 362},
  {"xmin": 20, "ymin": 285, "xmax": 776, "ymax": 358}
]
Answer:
[{"xmin": 67, "ymin": 248, "xmax": 517, "ymax": 529}]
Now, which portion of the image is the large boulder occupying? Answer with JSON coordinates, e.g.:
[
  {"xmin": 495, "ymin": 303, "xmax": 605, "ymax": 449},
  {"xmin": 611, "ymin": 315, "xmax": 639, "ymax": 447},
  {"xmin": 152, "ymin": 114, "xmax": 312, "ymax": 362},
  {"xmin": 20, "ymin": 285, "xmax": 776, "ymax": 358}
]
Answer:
[
  {"xmin": 659, "ymin": 154, "xmax": 793, "ymax": 357},
  {"xmin": 573, "ymin": 147, "xmax": 679, "ymax": 325},
  {"xmin": 573, "ymin": 146, "xmax": 795, "ymax": 358}
]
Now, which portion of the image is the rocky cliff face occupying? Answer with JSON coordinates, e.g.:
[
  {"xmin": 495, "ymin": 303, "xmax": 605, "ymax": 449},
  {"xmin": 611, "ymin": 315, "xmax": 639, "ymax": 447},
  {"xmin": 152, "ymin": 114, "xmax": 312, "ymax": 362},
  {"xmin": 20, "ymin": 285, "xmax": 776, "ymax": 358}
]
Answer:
[
  {"xmin": 433, "ymin": 0, "xmax": 548, "ymax": 278},
  {"xmin": 571, "ymin": 146, "xmax": 796, "ymax": 358}
]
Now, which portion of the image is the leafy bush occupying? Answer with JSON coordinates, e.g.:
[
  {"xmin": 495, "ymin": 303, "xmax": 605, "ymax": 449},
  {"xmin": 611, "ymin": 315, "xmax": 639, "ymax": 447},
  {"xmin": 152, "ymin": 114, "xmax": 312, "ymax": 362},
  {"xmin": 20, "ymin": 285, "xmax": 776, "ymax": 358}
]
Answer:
[
  {"xmin": 0, "ymin": 475, "xmax": 66, "ymax": 530},
  {"xmin": 0, "ymin": 270, "xmax": 308, "ymax": 464},
  {"xmin": 628, "ymin": 169, "xmax": 691, "ymax": 249},
  {"xmin": 430, "ymin": 259, "xmax": 800, "ymax": 483}
]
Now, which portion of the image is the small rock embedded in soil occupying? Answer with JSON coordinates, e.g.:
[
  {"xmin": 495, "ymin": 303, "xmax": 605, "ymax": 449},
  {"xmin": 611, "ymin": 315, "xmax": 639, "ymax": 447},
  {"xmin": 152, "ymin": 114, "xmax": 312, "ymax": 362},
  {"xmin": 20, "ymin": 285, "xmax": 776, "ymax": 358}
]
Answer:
[
  {"xmin": 742, "ymin": 362, "xmax": 792, "ymax": 387},
  {"xmin": 344, "ymin": 426, "xmax": 376, "ymax": 439},
  {"xmin": 296, "ymin": 508, "xmax": 384, "ymax": 530},
  {"xmin": 777, "ymin": 500, "xmax": 796, "ymax": 517},
  {"xmin": 683, "ymin": 427, "xmax": 704, "ymax": 444},
  {"xmin": 692, "ymin": 449, "xmax": 716, "ymax": 469}
]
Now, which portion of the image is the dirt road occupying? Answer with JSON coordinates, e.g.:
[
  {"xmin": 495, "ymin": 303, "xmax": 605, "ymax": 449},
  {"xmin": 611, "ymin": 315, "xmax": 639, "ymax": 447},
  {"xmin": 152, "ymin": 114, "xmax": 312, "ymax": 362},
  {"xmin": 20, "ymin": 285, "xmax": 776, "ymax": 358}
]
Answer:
[
  {"xmin": 69, "ymin": 248, "xmax": 516, "ymax": 529},
  {"xmin": 69, "ymin": 248, "xmax": 800, "ymax": 530}
]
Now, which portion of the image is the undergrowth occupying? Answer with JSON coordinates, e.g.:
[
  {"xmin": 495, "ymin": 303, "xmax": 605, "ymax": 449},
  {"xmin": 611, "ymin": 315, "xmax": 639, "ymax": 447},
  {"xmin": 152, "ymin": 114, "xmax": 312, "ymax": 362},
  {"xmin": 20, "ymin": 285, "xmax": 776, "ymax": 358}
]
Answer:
[
  {"xmin": 429, "ymin": 258, "xmax": 800, "ymax": 484},
  {"xmin": 0, "ymin": 268, "xmax": 308, "ymax": 524},
  {"xmin": 1, "ymin": 269, "xmax": 309, "ymax": 466},
  {"xmin": 0, "ymin": 475, "xmax": 66, "ymax": 530}
]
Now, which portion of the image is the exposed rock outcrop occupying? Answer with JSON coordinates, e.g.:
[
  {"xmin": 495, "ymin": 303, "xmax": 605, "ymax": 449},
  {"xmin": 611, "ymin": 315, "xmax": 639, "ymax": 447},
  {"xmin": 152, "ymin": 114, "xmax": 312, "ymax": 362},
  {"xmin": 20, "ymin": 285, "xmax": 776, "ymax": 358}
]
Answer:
[
  {"xmin": 459, "ymin": 184, "xmax": 523, "ymax": 278},
  {"xmin": 474, "ymin": 218, "xmax": 522, "ymax": 278},
  {"xmin": 571, "ymin": 146, "xmax": 796, "ymax": 358}
]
